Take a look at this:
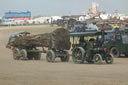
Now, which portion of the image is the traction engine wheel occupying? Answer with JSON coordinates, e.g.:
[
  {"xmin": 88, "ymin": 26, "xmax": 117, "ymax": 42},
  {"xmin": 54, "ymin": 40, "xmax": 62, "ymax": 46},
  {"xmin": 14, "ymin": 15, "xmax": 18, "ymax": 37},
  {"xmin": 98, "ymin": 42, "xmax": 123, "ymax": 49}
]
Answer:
[
  {"xmin": 105, "ymin": 54, "xmax": 114, "ymax": 64},
  {"xmin": 93, "ymin": 54, "xmax": 102, "ymax": 64},
  {"xmin": 72, "ymin": 47, "xmax": 85, "ymax": 64}
]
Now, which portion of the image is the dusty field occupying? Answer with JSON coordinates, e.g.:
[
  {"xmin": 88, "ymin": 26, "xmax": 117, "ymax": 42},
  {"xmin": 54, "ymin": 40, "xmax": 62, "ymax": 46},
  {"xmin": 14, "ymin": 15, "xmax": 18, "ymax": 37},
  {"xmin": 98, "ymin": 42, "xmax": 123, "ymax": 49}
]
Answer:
[{"xmin": 0, "ymin": 25, "xmax": 128, "ymax": 85}]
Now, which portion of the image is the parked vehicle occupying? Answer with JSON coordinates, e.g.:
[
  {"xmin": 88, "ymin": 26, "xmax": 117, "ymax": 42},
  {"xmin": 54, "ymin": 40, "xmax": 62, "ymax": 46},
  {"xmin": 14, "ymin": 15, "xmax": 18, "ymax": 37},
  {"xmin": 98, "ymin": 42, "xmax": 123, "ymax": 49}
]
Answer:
[{"xmin": 104, "ymin": 29, "xmax": 128, "ymax": 57}]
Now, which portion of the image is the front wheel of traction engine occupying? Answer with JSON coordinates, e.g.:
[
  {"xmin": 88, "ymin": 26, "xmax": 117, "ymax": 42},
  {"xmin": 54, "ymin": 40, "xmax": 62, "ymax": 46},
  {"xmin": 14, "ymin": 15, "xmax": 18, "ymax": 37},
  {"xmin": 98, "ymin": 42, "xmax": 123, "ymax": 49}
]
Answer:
[
  {"xmin": 93, "ymin": 54, "xmax": 102, "ymax": 64},
  {"xmin": 105, "ymin": 54, "xmax": 114, "ymax": 64},
  {"xmin": 72, "ymin": 47, "xmax": 85, "ymax": 64},
  {"xmin": 46, "ymin": 50, "xmax": 55, "ymax": 62}
]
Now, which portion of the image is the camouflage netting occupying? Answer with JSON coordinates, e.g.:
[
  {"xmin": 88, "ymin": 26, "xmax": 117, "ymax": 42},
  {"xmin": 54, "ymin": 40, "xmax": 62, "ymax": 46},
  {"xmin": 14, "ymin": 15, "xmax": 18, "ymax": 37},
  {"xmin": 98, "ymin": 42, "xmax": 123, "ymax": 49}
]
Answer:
[{"xmin": 10, "ymin": 28, "xmax": 71, "ymax": 50}]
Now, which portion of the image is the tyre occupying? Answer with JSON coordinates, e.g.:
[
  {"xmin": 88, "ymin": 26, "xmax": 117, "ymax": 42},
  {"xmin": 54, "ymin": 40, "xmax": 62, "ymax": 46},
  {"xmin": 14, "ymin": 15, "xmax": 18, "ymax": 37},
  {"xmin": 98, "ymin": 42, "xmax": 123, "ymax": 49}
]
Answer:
[
  {"xmin": 72, "ymin": 47, "xmax": 85, "ymax": 64},
  {"xmin": 110, "ymin": 47, "xmax": 119, "ymax": 58},
  {"xmin": 20, "ymin": 49, "xmax": 28, "ymax": 60},
  {"xmin": 60, "ymin": 51, "xmax": 69, "ymax": 62},
  {"xmin": 46, "ymin": 50, "xmax": 55, "ymax": 62},
  {"xmin": 12, "ymin": 48, "xmax": 20, "ymax": 60},
  {"xmin": 105, "ymin": 54, "xmax": 114, "ymax": 64},
  {"xmin": 93, "ymin": 54, "xmax": 102, "ymax": 64}
]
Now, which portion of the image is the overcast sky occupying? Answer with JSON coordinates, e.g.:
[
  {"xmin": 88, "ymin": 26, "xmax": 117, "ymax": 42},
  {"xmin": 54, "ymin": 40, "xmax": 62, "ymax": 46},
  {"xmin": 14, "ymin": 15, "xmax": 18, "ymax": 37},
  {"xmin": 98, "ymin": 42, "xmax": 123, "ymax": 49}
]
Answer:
[{"xmin": 0, "ymin": 0, "xmax": 127, "ymax": 16}]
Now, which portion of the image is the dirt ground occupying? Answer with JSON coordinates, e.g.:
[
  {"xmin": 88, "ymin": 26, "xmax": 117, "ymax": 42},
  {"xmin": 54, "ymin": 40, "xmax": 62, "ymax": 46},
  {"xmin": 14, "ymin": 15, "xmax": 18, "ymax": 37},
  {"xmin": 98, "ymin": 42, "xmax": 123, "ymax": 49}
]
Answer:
[{"xmin": 0, "ymin": 25, "xmax": 128, "ymax": 85}]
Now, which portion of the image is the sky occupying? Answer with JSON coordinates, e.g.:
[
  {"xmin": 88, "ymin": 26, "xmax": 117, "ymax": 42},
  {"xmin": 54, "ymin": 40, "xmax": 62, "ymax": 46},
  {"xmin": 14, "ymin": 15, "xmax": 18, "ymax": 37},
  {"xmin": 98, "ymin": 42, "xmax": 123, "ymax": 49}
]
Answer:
[{"xmin": 0, "ymin": 0, "xmax": 127, "ymax": 17}]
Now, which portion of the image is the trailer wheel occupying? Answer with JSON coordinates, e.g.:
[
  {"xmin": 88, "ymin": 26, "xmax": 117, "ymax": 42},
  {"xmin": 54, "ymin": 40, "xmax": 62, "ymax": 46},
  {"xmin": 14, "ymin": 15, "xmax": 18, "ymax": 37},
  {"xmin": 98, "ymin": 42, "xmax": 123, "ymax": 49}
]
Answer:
[
  {"xmin": 105, "ymin": 54, "xmax": 113, "ymax": 64},
  {"xmin": 93, "ymin": 54, "xmax": 102, "ymax": 64},
  {"xmin": 61, "ymin": 51, "xmax": 69, "ymax": 62},
  {"xmin": 13, "ymin": 48, "xmax": 20, "ymax": 60},
  {"xmin": 72, "ymin": 47, "xmax": 85, "ymax": 64},
  {"xmin": 20, "ymin": 49, "xmax": 28, "ymax": 60},
  {"xmin": 46, "ymin": 50, "xmax": 55, "ymax": 62},
  {"xmin": 110, "ymin": 47, "xmax": 119, "ymax": 58}
]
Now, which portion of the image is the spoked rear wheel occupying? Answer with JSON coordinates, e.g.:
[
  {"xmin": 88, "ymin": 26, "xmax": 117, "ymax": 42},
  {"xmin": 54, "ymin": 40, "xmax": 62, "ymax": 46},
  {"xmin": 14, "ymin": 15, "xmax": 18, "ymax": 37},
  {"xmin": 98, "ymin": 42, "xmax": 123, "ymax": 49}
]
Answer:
[{"xmin": 72, "ymin": 47, "xmax": 85, "ymax": 64}]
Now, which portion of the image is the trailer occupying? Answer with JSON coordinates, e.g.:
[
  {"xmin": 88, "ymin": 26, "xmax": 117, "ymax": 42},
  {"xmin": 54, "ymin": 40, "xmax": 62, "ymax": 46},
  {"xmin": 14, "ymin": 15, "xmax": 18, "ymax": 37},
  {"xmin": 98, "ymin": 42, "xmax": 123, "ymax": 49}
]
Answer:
[{"xmin": 6, "ymin": 28, "xmax": 71, "ymax": 62}]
